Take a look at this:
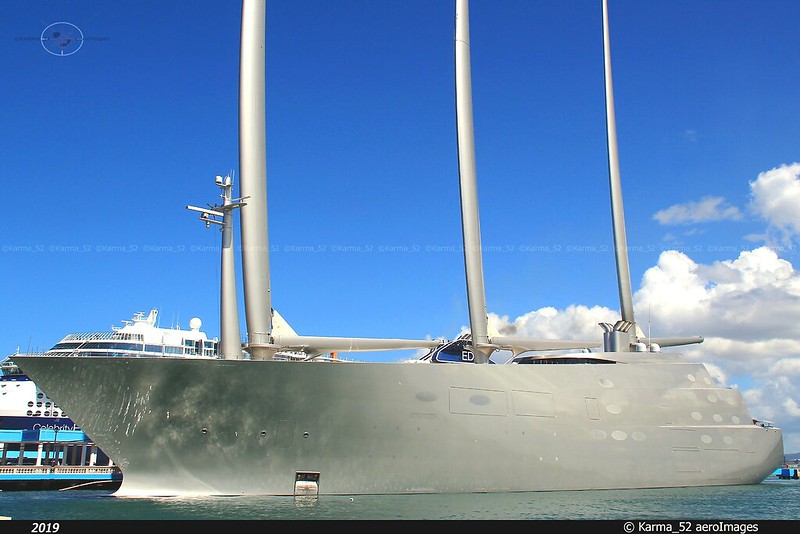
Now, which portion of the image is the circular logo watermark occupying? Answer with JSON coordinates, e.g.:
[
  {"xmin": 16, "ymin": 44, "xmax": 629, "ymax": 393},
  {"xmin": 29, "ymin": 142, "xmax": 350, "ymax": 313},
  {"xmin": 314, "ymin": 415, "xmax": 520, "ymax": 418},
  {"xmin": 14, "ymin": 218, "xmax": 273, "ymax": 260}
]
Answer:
[{"xmin": 40, "ymin": 22, "xmax": 84, "ymax": 56}]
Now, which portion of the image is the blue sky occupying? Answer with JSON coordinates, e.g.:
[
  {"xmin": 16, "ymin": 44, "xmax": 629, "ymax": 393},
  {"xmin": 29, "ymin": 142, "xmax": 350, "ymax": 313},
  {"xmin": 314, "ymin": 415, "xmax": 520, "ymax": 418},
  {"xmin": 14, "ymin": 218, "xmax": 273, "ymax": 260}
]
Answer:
[{"xmin": 2, "ymin": 0, "xmax": 800, "ymax": 453}]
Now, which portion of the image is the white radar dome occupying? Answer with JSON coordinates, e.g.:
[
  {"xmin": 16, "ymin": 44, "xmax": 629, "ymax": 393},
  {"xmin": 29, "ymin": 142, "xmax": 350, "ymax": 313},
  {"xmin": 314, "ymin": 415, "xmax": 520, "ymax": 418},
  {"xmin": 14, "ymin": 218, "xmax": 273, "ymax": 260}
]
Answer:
[{"xmin": 189, "ymin": 317, "xmax": 202, "ymax": 330}]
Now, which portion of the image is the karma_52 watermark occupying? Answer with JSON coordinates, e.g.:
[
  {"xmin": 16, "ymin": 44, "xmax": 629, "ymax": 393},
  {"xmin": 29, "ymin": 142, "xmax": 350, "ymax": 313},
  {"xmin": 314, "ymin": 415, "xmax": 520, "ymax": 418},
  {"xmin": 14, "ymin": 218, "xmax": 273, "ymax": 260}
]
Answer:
[{"xmin": 14, "ymin": 21, "xmax": 109, "ymax": 56}]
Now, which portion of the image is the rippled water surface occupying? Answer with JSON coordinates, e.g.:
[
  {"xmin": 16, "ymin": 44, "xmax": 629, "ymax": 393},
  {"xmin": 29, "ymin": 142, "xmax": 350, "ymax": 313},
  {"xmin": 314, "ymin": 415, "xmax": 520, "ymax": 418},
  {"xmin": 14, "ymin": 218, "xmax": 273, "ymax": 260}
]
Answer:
[{"xmin": 1, "ymin": 480, "xmax": 797, "ymax": 520}]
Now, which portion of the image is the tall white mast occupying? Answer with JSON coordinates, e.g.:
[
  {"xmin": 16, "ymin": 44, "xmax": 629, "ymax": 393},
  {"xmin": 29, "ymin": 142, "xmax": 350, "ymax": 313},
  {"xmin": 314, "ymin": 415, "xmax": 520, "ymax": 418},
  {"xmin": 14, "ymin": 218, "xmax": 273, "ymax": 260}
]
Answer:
[
  {"xmin": 600, "ymin": 0, "xmax": 702, "ymax": 351},
  {"xmin": 234, "ymin": 0, "xmax": 443, "ymax": 360},
  {"xmin": 602, "ymin": 0, "xmax": 634, "ymax": 325},
  {"xmin": 238, "ymin": 0, "xmax": 272, "ymax": 357},
  {"xmin": 451, "ymin": 0, "xmax": 601, "ymax": 360},
  {"xmin": 454, "ymin": 0, "xmax": 489, "ymax": 362}
]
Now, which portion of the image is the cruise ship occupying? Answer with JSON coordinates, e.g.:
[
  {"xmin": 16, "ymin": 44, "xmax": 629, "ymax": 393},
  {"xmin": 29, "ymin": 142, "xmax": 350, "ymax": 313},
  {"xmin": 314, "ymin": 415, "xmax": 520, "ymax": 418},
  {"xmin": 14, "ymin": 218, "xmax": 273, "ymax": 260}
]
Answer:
[
  {"xmin": 1, "ymin": 358, "xmax": 77, "ymax": 433},
  {"xmin": 2, "ymin": 309, "xmax": 218, "ymax": 433},
  {"xmin": 40, "ymin": 309, "xmax": 218, "ymax": 359}
]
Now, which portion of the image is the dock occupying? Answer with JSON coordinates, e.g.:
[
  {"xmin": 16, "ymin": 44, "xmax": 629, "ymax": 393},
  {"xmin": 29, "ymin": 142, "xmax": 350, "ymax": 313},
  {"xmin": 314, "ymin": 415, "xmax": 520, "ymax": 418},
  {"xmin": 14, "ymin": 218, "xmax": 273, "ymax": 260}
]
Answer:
[{"xmin": 0, "ymin": 428, "xmax": 121, "ymax": 491}]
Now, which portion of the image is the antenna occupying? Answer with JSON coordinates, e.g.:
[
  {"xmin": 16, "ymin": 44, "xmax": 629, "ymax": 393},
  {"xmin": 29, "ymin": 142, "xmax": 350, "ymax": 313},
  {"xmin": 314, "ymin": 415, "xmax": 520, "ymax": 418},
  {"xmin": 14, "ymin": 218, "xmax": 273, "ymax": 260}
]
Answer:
[{"xmin": 187, "ymin": 174, "xmax": 248, "ymax": 359}]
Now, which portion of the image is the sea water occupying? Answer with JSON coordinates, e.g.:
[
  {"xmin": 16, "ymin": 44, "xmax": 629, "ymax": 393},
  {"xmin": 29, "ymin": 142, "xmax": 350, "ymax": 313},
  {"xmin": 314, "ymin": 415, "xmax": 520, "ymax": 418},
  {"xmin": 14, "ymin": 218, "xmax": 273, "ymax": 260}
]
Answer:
[{"xmin": 1, "ymin": 480, "xmax": 798, "ymax": 521}]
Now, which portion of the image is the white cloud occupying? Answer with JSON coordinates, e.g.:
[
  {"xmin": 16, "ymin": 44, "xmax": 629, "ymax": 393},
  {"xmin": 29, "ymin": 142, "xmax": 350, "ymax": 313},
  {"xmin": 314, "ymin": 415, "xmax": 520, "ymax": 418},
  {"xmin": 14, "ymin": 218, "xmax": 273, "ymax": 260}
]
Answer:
[
  {"xmin": 769, "ymin": 358, "xmax": 800, "ymax": 377},
  {"xmin": 653, "ymin": 196, "xmax": 743, "ymax": 225},
  {"xmin": 743, "ymin": 232, "xmax": 768, "ymax": 243},
  {"xmin": 785, "ymin": 397, "xmax": 800, "ymax": 418},
  {"xmin": 749, "ymin": 162, "xmax": 800, "ymax": 244},
  {"xmin": 634, "ymin": 247, "xmax": 800, "ymax": 340},
  {"xmin": 485, "ymin": 305, "xmax": 615, "ymax": 342}
]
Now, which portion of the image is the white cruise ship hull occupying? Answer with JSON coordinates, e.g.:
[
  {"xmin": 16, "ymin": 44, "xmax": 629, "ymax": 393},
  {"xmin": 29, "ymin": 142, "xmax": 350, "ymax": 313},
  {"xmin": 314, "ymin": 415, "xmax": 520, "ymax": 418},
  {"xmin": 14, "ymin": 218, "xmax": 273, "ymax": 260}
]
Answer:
[{"xmin": 14, "ymin": 354, "xmax": 783, "ymax": 496}]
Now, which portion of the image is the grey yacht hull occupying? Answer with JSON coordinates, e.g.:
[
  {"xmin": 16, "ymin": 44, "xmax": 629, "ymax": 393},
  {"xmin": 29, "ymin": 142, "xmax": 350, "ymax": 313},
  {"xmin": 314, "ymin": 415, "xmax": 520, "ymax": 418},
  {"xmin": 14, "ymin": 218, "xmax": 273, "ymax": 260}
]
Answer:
[{"xmin": 14, "ymin": 354, "xmax": 783, "ymax": 496}]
